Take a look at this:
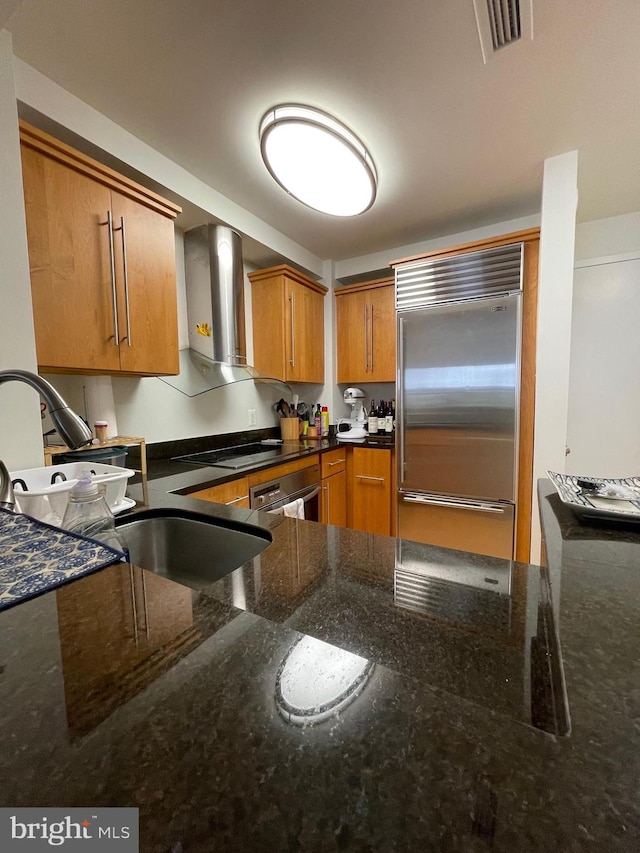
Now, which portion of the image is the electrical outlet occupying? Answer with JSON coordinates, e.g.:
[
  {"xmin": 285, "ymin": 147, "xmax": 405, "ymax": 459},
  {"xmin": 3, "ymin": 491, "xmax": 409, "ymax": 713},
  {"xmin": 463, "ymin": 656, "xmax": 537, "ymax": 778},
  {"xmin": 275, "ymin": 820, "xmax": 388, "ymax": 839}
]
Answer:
[{"xmin": 248, "ymin": 408, "xmax": 257, "ymax": 427}]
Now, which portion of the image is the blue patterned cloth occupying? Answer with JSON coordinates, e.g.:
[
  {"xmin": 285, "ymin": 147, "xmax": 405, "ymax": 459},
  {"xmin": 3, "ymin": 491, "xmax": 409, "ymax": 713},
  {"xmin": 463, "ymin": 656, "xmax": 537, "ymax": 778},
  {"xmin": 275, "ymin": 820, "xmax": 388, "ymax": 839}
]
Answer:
[{"xmin": 0, "ymin": 508, "xmax": 125, "ymax": 612}]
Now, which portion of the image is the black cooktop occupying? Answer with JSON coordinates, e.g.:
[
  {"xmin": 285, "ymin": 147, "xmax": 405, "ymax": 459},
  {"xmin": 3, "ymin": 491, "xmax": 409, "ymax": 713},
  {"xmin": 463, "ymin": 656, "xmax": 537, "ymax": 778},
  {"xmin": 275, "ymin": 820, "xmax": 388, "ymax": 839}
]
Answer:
[{"xmin": 173, "ymin": 441, "xmax": 312, "ymax": 470}]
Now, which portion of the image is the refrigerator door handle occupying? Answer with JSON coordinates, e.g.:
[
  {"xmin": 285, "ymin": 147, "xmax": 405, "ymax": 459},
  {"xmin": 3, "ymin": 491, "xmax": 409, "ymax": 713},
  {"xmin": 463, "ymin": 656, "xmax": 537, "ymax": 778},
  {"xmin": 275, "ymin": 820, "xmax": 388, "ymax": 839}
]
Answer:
[{"xmin": 401, "ymin": 493, "xmax": 508, "ymax": 514}]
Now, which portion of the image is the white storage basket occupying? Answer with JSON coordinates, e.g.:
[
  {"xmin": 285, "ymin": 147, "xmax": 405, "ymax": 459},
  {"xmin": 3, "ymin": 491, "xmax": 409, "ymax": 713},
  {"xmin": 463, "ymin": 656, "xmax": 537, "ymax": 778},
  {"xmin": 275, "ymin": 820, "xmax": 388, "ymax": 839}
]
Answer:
[{"xmin": 10, "ymin": 462, "xmax": 135, "ymax": 525}]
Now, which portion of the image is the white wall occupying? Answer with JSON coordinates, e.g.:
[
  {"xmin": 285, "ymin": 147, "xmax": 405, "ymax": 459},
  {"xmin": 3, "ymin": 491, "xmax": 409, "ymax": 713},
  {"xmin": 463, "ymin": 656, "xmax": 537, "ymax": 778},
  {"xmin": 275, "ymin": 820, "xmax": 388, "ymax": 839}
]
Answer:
[
  {"xmin": 0, "ymin": 29, "xmax": 43, "ymax": 469},
  {"xmin": 575, "ymin": 211, "xmax": 640, "ymax": 261},
  {"xmin": 566, "ymin": 212, "xmax": 640, "ymax": 477}
]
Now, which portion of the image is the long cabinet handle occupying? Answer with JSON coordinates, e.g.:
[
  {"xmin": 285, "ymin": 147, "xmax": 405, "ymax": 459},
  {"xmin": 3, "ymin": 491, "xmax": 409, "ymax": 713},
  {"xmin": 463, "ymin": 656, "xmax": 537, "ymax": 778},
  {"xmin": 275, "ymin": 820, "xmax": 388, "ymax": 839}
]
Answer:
[
  {"xmin": 113, "ymin": 216, "xmax": 131, "ymax": 346},
  {"xmin": 224, "ymin": 495, "xmax": 248, "ymax": 505},
  {"xmin": 370, "ymin": 303, "xmax": 374, "ymax": 373},
  {"xmin": 289, "ymin": 292, "xmax": 295, "ymax": 367},
  {"xmin": 356, "ymin": 474, "xmax": 385, "ymax": 483},
  {"xmin": 103, "ymin": 210, "xmax": 119, "ymax": 347},
  {"xmin": 328, "ymin": 459, "xmax": 346, "ymax": 466},
  {"xmin": 402, "ymin": 494, "xmax": 506, "ymax": 513},
  {"xmin": 324, "ymin": 483, "xmax": 329, "ymax": 521},
  {"xmin": 364, "ymin": 303, "xmax": 370, "ymax": 372}
]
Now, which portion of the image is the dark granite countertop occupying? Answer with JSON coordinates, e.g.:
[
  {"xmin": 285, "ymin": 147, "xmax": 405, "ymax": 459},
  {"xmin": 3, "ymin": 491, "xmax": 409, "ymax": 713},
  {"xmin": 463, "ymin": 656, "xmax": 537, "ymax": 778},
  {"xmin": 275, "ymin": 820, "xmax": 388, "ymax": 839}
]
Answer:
[
  {"xmin": 135, "ymin": 432, "xmax": 394, "ymax": 494},
  {"xmin": 0, "ymin": 479, "xmax": 638, "ymax": 851}
]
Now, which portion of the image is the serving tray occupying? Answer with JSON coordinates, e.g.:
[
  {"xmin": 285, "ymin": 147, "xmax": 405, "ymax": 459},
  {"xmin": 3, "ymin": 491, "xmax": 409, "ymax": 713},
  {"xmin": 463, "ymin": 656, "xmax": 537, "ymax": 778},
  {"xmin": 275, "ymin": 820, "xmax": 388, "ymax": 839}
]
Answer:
[{"xmin": 547, "ymin": 471, "xmax": 640, "ymax": 523}]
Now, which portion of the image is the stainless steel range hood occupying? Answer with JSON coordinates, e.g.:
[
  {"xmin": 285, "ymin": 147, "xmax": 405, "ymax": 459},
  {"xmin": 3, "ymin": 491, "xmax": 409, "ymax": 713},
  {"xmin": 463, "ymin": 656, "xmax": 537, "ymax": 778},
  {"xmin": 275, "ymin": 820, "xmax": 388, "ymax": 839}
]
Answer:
[{"xmin": 159, "ymin": 224, "xmax": 291, "ymax": 397}]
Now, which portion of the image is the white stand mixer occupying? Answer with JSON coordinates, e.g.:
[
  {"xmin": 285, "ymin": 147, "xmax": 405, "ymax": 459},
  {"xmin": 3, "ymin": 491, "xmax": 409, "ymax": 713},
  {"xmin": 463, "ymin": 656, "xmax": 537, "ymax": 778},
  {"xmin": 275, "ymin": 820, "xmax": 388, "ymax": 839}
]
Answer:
[{"xmin": 337, "ymin": 387, "xmax": 368, "ymax": 441}]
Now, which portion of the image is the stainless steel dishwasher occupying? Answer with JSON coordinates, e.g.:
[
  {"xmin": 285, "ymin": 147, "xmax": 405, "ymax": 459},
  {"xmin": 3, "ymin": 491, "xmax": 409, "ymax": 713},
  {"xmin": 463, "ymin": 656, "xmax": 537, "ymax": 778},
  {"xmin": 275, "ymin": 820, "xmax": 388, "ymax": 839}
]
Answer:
[{"xmin": 249, "ymin": 464, "xmax": 321, "ymax": 520}]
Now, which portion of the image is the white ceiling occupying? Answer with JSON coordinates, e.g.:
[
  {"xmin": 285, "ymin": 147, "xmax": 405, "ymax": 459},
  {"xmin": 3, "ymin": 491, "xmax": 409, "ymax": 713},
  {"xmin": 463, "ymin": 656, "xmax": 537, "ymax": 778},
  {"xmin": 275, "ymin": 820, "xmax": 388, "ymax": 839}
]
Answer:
[{"xmin": 5, "ymin": 0, "xmax": 640, "ymax": 264}]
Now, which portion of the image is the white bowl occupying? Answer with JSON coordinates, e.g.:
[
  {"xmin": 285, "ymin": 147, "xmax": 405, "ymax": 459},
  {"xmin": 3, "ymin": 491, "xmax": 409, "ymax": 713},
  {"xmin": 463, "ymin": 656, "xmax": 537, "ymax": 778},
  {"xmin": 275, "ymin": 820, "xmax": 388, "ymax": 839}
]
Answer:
[{"xmin": 10, "ymin": 462, "xmax": 135, "ymax": 525}]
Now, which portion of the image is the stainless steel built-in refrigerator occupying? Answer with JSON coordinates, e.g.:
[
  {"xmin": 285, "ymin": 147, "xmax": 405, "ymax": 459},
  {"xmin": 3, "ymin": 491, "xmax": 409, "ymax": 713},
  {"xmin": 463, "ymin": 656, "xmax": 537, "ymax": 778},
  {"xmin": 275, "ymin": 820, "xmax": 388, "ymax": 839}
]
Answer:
[{"xmin": 395, "ymin": 243, "xmax": 523, "ymax": 560}]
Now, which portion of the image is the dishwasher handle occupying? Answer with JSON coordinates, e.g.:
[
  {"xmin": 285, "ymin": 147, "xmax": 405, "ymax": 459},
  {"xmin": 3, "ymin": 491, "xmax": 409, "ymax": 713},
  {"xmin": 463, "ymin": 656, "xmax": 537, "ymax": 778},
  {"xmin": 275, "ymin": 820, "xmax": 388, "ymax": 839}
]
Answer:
[{"xmin": 265, "ymin": 484, "xmax": 321, "ymax": 515}]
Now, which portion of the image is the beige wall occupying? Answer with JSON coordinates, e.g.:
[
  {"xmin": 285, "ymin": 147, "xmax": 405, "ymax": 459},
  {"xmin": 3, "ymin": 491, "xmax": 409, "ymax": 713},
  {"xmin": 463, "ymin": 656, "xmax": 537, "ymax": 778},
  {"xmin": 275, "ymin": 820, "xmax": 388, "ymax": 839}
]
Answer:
[{"xmin": 0, "ymin": 30, "xmax": 43, "ymax": 469}]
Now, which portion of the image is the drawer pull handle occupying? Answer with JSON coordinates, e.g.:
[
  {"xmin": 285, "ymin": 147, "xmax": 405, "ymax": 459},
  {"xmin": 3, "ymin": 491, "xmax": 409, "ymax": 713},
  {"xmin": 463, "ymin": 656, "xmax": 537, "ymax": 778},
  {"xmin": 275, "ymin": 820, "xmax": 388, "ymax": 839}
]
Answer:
[
  {"xmin": 356, "ymin": 475, "xmax": 385, "ymax": 482},
  {"xmin": 225, "ymin": 495, "xmax": 248, "ymax": 505},
  {"xmin": 328, "ymin": 459, "xmax": 345, "ymax": 466}
]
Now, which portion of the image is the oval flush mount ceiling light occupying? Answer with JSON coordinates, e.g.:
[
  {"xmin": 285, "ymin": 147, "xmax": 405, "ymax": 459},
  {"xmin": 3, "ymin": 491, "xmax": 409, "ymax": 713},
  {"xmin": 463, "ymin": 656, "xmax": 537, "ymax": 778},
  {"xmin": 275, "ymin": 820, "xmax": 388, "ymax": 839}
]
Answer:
[{"xmin": 259, "ymin": 104, "xmax": 377, "ymax": 216}]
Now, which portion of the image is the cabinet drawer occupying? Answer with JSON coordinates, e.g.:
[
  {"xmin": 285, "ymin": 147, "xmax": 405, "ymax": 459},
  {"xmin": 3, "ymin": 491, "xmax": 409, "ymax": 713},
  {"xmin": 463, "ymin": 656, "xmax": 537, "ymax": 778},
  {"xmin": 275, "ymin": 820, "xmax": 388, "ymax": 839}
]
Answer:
[
  {"xmin": 188, "ymin": 477, "xmax": 250, "ymax": 508},
  {"xmin": 321, "ymin": 448, "xmax": 347, "ymax": 478},
  {"xmin": 247, "ymin": 455, "xmax": 317, "ymax": 488}
]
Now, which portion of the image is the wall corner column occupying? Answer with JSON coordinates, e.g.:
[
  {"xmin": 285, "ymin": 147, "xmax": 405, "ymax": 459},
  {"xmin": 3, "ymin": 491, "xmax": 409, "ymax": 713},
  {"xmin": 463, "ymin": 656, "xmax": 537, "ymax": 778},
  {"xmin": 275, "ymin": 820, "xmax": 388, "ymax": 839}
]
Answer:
[
  {"xmin": 530, "ymin": 150, "xmax": 579, "ymax": 561},
  {"xmin": 0, "ymin": 29, "xmax": 43, "ymax": 468}
]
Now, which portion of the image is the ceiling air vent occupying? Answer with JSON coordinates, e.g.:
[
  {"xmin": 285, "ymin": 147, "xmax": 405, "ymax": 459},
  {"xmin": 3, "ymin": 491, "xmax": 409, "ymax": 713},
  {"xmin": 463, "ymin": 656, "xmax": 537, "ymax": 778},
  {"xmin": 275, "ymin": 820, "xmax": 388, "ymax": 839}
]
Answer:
[{"xmin": 473, "ymin": 0, "xmax": 533, "ymax": 63}]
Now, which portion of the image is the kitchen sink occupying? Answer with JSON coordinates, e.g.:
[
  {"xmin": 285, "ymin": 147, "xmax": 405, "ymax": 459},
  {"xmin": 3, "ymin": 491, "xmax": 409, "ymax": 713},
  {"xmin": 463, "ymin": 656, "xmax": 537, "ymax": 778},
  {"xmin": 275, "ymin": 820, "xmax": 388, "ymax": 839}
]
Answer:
[{"xmin": 115, "ymin": 508, "xmax": 272, "ymax": 589}]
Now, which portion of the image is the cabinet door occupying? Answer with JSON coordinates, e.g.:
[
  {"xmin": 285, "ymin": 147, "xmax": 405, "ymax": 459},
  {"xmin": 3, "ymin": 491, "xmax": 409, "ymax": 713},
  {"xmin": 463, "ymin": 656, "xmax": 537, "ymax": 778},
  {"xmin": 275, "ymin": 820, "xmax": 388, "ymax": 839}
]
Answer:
[
  {"xmin": 285, "ymin": 278, "xmax": 324, "ymax": 383},
  {"xmin": 251, "ymin": 275, "xmax": 287, "ymax": 380},
  {"xmin": 21, "ymin": 146, "xmax": 120, "ymax": 372},
  {"xmin": 111, "ymin": 191, "xmax": 179, "ymax": 375},
  {"xmin": 250, "ymin": 265, "xmax": 327, "ymax": 383},
  {"xmin": 335, "ymin": 283, "xmax": 395, "ymax": 383},
  {"xmin": 321, "ymin": 470, "xmax": 347, "ymax": 527},
  {"xmin": 351, "ymin": 448, "xmax": 392, "ymax": 536},
  {"xmin": 187, "ymin": 477, "xmax": 250, "ymax": 508},
  {"xmin": 336, "ymin": 289, "xmax": 368, "ymax": 383},
  {"xmin": 369, "ymin": 285, "xmax": 396, "ymax": 382}
]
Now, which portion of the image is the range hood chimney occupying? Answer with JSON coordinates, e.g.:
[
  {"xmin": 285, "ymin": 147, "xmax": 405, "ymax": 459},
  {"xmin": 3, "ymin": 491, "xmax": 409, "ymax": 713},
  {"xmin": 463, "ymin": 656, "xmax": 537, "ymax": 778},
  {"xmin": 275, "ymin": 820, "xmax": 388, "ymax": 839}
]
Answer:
[{"xmin": 159, "ymin": 224, "xmax": 290, "ymax": 397}]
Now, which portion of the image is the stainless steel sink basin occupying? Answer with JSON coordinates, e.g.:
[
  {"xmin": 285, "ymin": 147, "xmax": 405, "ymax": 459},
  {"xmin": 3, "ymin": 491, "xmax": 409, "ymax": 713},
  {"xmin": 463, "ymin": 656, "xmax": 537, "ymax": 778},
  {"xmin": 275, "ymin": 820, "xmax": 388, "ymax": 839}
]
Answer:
[{"xmin": 115, "ymin": 508, "xmax": 271, "ymax": 589}]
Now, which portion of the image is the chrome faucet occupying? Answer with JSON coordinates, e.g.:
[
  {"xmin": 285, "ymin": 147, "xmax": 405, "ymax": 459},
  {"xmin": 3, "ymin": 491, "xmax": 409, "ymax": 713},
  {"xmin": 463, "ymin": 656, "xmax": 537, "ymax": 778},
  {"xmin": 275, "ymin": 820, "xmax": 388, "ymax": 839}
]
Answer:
[{"xmin": 0, "ymin": 369, "xmax": 93, "ymax": 512}]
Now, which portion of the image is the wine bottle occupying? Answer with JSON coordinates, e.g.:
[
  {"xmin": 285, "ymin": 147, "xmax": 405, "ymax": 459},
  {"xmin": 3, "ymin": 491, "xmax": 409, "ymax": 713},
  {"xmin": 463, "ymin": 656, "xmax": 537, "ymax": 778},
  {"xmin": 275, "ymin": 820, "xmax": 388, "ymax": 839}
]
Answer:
[
  {"xmin": 385, "ymin": 400, "xmax": 393, "ymax": 434},
  {"xmin": 368, "ymin": 400, "xmax": 378, "ymax": 434},
  {"xmin": 377, "ymin": 400, "xmax": 386, "ymax": 433}
]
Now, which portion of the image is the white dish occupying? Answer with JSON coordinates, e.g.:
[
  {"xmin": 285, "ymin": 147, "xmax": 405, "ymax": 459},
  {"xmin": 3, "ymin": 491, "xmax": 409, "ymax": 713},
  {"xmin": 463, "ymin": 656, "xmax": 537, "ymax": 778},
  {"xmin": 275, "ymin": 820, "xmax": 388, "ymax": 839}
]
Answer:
[
  {"xmin": 336, "ymin": 428, "xmax": 368, "ymax": 441},
  {"xmin": 547, "ymin": 470, "xmax": 640, "ymax": 523},
  {"xmin": 112, "ymin": 496, "xmax": 136, "ymax": 514}
]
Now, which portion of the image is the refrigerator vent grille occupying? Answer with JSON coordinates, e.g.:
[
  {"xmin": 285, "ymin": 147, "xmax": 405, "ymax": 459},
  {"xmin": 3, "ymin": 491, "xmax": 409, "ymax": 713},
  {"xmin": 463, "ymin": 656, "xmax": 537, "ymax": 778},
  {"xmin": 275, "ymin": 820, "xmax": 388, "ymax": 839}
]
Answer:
[
  {"xmin": 394, "ymin": 568, "xmax": 511, "ymax": 632},
  {"xmin": 395, "ymin": 242, "xmax": 523, "ymax": 311}
]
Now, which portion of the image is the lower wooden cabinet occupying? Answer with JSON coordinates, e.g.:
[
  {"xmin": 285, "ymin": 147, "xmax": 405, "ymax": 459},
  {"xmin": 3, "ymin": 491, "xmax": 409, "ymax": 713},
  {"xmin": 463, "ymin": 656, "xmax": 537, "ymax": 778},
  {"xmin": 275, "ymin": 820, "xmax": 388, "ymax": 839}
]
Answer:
[
  {"xmin": 320, "ymin": 448, "xmax": 347, "ymax": 526},
  {"xmin": 321, "ymin": 470, "xmax": 347, "ymax": 527},
  {"xmin": 184, "ymin": 446, "xmax": 394, "ymax": 536},
  {"xmin": 188, "ymin": 477, "xmax": 250, "ymax": 508},
  {"xmin": 350, "ymin": 447, "xmax": 393, "ymax": 536}
]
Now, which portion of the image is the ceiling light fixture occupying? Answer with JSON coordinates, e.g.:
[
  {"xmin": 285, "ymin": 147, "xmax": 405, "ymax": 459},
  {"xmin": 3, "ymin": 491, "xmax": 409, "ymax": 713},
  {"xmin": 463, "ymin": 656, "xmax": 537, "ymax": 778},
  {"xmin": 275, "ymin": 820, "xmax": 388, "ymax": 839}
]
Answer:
[{"xmin": 259, "ymin": 104, "xmax": 377, "ymax": 217}]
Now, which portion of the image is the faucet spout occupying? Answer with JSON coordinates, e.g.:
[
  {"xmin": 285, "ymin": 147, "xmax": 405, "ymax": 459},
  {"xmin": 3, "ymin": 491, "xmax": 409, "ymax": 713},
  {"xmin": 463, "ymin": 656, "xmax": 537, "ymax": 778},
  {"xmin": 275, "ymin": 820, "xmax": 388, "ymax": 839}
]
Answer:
[
  {"xmin": 0, "ymin": 369, "xmax": 93, "ymax": 450},
  {"xmin": 0, "ymin": 459, "xmax": 15, "ymax": 511}
]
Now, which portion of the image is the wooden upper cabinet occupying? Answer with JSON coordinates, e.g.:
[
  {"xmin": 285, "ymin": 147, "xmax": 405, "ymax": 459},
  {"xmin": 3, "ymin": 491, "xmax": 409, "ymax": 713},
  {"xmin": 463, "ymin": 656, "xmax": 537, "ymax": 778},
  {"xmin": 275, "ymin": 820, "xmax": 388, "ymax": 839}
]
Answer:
[
  {"xmin": 19, "ymin": 121, "xmax": 181, "ymax": 376},
  {"xmin": 248, "ymin": 265, "xmax": 327, "ymax": 383},
  {"xmin": 335, "ymin": 277, "xmax": 396, "ymax": 383}
]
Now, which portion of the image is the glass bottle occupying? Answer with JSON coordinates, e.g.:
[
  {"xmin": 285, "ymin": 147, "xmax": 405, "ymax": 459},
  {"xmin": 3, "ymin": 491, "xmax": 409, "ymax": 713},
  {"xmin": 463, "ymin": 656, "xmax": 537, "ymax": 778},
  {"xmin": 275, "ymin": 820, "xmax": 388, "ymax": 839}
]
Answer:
[
  {"xmin": 62, "ymin": 472, "xmax": 128, "ymax": 555},
  {"xmin": 368, "ymin": 400, "xmax": 378, "ymax": 434},
  {"xmin": 385, "ymin": 401, "xmax": 394, "ymax": 434}
]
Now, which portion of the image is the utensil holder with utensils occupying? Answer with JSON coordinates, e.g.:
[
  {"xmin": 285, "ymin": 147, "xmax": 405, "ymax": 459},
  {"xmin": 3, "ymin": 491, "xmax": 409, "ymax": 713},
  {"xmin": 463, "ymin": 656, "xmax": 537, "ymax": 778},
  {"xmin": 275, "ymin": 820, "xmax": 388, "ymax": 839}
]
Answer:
[{"xmin": 280, "ymin": 418, "xmax": 301, "ymax": 440}]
